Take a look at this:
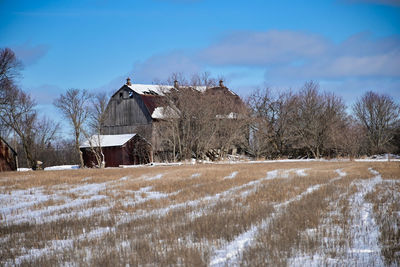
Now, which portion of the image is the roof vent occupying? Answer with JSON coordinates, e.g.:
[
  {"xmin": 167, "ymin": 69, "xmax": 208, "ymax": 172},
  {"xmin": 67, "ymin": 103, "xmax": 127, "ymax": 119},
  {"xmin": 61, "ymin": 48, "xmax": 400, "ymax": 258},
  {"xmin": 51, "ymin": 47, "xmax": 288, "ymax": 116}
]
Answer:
[
  {"xmin": 126, "ymin": 77, "xmax": 132, "ymax": 86},
  {"xmin": 219, "ymin": 80, "xmax": 225, "ymax": 87}
]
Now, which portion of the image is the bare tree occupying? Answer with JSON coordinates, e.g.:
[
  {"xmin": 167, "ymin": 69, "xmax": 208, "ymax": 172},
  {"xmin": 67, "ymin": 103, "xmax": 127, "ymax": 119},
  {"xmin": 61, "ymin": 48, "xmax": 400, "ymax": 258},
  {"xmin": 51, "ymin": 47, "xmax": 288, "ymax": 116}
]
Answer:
[
  {"xmin": 34, "ymin": 117, "xmax": 60, "ymax": 163},
  {"xmin": 289, "ymin": 81, "xmax": 346, "ymax": 159},
  {"xmin": 1, "ymin": 87, "xmax": 37, "ymax": 168},
  {"xmin": 84, "ymin": 92, "xmax": 109, "ymax": 168},
  {"xmin": 0, "ymin": 48, "xmax": 59, "ymax": 169},
  {"xmin": 246, "ymin": 88, "xmax": 296, "ymax": 159},
  {"xmin": 1, "ymin": 87, "xmax": 58, "ymax": 169},
  {"xmin": 333, "ymin": 117, "xmax": 366, "ymax": 159},
  {"xmin": 0, "ymin": 48, "xmax": 22, "ymax": 83},
  {"xmin": 246, "ymin": 88, "xmax": 273, "ymax": 158},
  {"xmin": 156, "ymin": 73, "xmax": 248, "ymax": 161},
  {"xmin": 353, "ymin": 91, "xmax": 400, "ymax": 154},
  {"xmin": 1, "ymin": 48, "xmax": 22, "ymax": 115},
  {"xmin": 54, "ymin": 89, "xmax": 91, "ymax": 168}
]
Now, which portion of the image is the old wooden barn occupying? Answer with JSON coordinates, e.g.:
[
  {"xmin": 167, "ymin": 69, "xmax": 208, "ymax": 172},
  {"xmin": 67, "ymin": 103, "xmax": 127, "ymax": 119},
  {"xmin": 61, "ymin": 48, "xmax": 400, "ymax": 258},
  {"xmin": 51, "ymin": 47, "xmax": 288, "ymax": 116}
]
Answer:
[
  {"xmin": 100, "ymin": 78, "xmax": 170, "ymax": 138},
  {"xmin": 80, "ymin": 133, "xmax": 152, "ymax": 168},
  {"xmin": 100, "ymin": 78, "xmax": 245, "ymax": 161},
  {"xmin": 0, "ymin": 137, "xmax": 17, "ymax": 172}
]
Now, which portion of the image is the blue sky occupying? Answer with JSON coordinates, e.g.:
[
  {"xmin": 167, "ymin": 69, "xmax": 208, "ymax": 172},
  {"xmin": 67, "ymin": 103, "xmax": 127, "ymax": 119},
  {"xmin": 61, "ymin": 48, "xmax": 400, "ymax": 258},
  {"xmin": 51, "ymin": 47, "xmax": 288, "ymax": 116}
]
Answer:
[{"xmin": 0, "ymin": 0, "xmax": 399, "ymax": 129}]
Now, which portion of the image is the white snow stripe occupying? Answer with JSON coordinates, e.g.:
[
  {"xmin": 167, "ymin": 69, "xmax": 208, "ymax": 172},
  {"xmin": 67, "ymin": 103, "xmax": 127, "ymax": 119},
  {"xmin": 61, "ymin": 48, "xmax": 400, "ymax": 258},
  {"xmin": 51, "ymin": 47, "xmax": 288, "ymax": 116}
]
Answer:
[
  {"xmin": 224, "ymin": 171, "xmax": 238, "ymax": 179},
  {"xmin": 210, "ymin": 169, "xmax": 346, "ymax": 266}
]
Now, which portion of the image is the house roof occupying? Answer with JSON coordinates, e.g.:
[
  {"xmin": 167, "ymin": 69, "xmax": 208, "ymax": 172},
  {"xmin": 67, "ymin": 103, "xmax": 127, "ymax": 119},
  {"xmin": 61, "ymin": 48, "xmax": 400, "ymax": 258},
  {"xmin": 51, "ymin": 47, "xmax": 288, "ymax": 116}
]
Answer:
[{"xmin": 80, "ymin": 134, "xmax": 136, "ymax": 148}]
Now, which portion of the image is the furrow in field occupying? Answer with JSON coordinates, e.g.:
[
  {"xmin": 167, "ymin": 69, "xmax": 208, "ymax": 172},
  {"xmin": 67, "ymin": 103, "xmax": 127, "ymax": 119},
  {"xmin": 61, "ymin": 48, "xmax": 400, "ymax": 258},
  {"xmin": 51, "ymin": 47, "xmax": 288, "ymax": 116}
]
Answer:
[{"xmin": 209, "ymin": 169, "xmax": 345, "ymax": 266}]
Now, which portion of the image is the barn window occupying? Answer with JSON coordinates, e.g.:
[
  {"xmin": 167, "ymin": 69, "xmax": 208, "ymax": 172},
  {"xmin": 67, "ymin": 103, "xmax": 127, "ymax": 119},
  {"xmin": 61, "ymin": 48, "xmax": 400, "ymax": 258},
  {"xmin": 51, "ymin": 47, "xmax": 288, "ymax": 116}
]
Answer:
[
  {"xmin": 129, "ymin": 91, "xmax": 134, "ymax": 98},
  {"xmin": 119, "ymin": 92, "xmax": 123, "ymax": 98}
]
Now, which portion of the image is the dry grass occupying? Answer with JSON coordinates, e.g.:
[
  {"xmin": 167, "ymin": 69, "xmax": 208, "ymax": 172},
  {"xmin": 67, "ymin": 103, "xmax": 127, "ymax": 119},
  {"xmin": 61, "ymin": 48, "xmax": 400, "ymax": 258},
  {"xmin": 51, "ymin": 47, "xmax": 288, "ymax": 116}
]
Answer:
[
  {"xmin": 365, "ymin": 181, "xmax": 400, "ymax": 266},
  {"xmin": 0, "ymin": 161, "xmax": 399, "ymax": 266}
]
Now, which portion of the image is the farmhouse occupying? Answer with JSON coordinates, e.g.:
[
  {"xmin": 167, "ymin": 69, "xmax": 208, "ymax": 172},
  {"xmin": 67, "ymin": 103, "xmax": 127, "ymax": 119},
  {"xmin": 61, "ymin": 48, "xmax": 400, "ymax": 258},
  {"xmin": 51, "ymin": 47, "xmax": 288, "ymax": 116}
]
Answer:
[
  {"xmin": 80, "ymin": 133, "xmax": 152, "ymax": 167},
  {"xmin": 0, "ymin": 137, "xmax": 17, "ymax": 172}
]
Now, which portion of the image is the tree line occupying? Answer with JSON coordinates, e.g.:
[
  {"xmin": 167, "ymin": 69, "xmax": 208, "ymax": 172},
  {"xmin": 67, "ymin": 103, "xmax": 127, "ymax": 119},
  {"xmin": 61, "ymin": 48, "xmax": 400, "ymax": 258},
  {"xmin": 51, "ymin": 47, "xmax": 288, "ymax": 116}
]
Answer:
[
  {"xmin": 246, "ymin": 81, "xmax": 400, "ymax": 159},
  {"xmin": 1, "ymin": 48, "xmax": 399, "ymax": 169},
  {"xmin": 154, "ymin": 76, "xmax": 399, "ymax": 161}
]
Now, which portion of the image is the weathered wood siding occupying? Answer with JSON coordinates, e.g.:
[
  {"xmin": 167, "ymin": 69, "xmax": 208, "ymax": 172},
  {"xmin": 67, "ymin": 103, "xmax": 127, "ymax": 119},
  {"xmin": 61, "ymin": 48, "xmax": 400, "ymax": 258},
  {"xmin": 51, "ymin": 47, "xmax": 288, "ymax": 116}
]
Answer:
[
  {"xmin": 102, "ymin": 85, "xmax": 153, "ymax": 135},
  {"xmin": 0, "ymin": 137, "xmax": 17, "ymax": 172}
]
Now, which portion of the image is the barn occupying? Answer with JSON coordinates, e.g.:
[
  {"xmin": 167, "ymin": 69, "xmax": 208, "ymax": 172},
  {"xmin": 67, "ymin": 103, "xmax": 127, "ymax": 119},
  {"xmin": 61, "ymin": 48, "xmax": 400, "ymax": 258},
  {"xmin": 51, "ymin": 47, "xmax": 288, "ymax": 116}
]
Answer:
[
  {"xmin": 100, "ymin": 78, "xmax": 173, "ymax": 138},
  {"xmin": 100, "ymin": 77, "xmax": 246, "ymax": 162},
  {"xmin": 0, "ymin": 137, "xmax": 17, "ymax": 172},
  {"xmin": 80, "ymin": 133, "xmax": 152, "ymax": 168},
  {"xmin": 102, "ymin": 79, "xmax": 242, "ymax": 131}
]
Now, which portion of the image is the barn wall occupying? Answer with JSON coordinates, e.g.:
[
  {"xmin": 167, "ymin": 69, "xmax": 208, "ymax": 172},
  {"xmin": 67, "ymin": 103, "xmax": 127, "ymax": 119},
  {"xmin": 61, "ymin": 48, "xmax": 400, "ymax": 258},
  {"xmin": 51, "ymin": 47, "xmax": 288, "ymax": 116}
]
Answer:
[
  {"xmin": 101, "ymin": 124, "xmax": 152, "ymax": 138},
  {"xmin": 102, "ymin": 86, "xmax": 153, "ymax": 135},
  {"xmin": 103, "ymin": 147, "xmax": 124, "ymax": 167},
  {"xmin": 0, "ymin": 138, "xmax": 17, "ymax": 172},
  {"xmin": 82, "ymin": 147, "xmax": 124, "ymax": 168}
]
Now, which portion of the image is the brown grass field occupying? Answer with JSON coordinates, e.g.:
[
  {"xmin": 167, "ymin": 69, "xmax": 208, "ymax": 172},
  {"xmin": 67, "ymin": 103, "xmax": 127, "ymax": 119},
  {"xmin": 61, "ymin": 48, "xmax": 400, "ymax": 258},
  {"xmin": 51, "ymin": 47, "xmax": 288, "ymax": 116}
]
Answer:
[{"xmin": 0, "ymin": 161, "xmax": 399, "ymax": 266}]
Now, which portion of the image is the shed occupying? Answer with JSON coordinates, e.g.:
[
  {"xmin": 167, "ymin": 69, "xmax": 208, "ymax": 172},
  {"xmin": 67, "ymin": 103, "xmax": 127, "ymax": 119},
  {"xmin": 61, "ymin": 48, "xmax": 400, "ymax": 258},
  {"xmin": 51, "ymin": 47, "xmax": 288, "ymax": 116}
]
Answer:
[
  {"xmin": 0, "ymin": 137, "xmax": 17, "ymax": 172},
  {"xmin": 80, "ymin": 134, "xmax": 152, "ymax": 168}
]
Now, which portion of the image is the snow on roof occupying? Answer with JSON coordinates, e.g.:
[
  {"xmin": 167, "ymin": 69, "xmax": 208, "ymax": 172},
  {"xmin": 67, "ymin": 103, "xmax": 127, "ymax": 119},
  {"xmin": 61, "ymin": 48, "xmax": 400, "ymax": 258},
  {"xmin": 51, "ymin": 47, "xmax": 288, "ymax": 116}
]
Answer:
[
  {"xmin": 152, "ymin": 107, "xmax": 165, "ymax": 119},
  {"xmin": 127, "ymin": 83, "xmax": 207, "ymax": 96},
  {"xmin": 151, "ymin": 106, "xmax": 179, "ymax": 119},
  {"xmin": 127, "ymin": 84, "xmax": 173, "ymax": 96},
  {"xmin": 80, "ymin": 134, "xmax": 136, "ymax": 148}
]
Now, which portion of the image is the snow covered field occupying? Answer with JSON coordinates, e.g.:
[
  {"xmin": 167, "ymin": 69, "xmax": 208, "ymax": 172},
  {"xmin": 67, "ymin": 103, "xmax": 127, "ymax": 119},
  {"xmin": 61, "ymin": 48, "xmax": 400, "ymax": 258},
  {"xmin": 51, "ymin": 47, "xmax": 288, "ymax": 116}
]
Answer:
[{"xmin": 1, "ymin": 161, "xmax": 399, "ymax": 266}]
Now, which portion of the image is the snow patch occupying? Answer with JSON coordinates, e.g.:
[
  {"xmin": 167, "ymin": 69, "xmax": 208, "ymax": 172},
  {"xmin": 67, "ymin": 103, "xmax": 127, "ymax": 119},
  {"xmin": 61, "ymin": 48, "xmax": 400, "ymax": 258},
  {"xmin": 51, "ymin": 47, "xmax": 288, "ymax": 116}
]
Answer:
[
  {"xmin": 191, "ymin": 173, "xmax": 201, "ymax": 178},
  {"xmin": 345, "ymin": 168, "xmax": 384, "ymax": 265},
  {"xmin": 142, "ymin": 174, "xmax": 163, "ymax": 181},
  {"xmin": 224, "ymin": 171, "xmax": 238, "ymax": 179},
  {"xmin": 336, "ymin": 169, "xmax": 347, "ymax": 177},
  {"xmin": 17, "ymin": 168, "xmax": 31, "ymax": 172},
  {"xmin": 44, "ymin": 165, "xmax": 80, "ymax": 171},
  {"xmin": 296, "ymin": 169, "xmax": 308, "ymax": 177}
]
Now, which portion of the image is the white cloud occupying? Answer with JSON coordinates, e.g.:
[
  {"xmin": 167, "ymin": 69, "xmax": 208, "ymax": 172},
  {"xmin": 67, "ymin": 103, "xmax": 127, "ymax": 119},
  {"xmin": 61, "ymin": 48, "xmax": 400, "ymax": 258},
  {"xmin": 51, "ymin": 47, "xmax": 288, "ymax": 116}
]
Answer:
[
  {"xmin": 98, "ymin": 30, "xmax": 399, "ymax": 102},
  {"xmin": 200, "ymin": 30, "xmax": 330, "ymax": 66},
  {"xmin": 12, "ymin": 42, "xmax": 50, "ymax": 66},
  {"xmin": 199, "ymin": 30, "xmax": 400, "ymax": 79}
]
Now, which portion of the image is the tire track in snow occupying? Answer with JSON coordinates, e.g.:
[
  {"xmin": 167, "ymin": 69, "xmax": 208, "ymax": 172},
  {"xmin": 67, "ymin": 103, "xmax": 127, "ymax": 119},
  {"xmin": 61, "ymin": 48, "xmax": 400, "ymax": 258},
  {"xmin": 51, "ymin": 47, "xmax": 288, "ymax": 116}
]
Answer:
[
  {"xmin": 286, "ymin": 169, "xmax": 348, "ymax": 266},
  {"xmin": 209, "ymin": 169, "xmax": 346, "ymax": 267},
  {"xmin": 346, "ymin": 168, "xmax": 384, "ymax": 266}
]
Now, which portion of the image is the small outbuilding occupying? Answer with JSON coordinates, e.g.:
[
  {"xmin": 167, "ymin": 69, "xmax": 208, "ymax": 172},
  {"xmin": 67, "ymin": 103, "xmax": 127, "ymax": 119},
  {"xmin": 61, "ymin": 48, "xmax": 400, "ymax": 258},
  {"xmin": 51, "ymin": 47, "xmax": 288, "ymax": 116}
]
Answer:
[
  {"xmin": 0, "ymin": 137, "xmax": 17, "ymax": 172},
  {"xmin": 80, "ymin": 134, "xmax": 152, "ymax": 168}
]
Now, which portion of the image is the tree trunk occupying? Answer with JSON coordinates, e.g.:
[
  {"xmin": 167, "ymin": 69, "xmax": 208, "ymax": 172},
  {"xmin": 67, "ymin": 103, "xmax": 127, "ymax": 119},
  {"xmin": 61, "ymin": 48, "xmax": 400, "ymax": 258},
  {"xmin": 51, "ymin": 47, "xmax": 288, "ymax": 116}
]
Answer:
[
  {"xmin": 75, "ymin": 132, "xmax": 84, "ymax": 168},
  {"xmin": 22, "ymin": 137, "xmax": 36, "ymax": 170}
]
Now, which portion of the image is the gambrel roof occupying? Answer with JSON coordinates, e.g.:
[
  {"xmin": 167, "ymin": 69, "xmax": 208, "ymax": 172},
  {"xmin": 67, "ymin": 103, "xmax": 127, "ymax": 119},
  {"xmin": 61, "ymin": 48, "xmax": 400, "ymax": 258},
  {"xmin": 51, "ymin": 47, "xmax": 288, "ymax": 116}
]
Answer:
[{"xmin": 108, "ymin": 78, "xmax": 242, "ymax": 121}]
